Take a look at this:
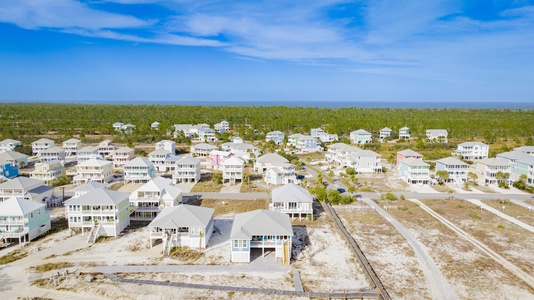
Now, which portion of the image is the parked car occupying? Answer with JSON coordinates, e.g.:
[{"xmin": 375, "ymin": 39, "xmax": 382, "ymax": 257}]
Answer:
[
  {"xmin": 354, "ymin": 194, "xmax": 362, "ymax": 198},
  {"xmin": 337, "ymin": 188, "xmax": 346, "ymax": 193},
  {"xmin": 296, "ymin": 175, "xmax": 305, "ymax": 180}
]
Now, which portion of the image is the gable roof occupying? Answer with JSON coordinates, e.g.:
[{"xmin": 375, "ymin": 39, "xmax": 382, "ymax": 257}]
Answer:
[
  {"xmin": 78, "ymin": 158, "xmax": 112, "ymax": 167},
  {"xmin": 426, "ymin": 129, "xmax": 448, "ymax": 136},
  {"xmin": 397, "ymin": 149, "xmax": 422, "ymax": 157},
  {"xmin": 125, "ymin": 157, "xmax": 154, "ymax": 167},
  {"xmin": 516, "ymin": 157, "xmax": 534, "ymax": 166},
  {"xmin": 0, "ymin": 151, "xmax": 28, "ymax": 161},
  {"xmin": 41, "ymin": 147, "xmax": 64, "ymax": 154},
  {"xmin": 148, "ymin": 204, "xmax": 214, "ymax": 228},
  {"xmin": 514, "ymin": 146, "xmax": 534, "ymax": 153},
  {"xmin": 73, "ymin": 182, "xmax": 107, "ymax": 193},
  {"xmin": 267, "ymin": 131, "xmax": 284, "ymax": 135},
  {"xmin": 436, "ymin": 157, "xmax": 468, "ymax": 166},
  {"xmin": 0, "ymin": 197, "xmax": 45, "ymax": 216},
  {"xmin": 78, "ymin": 146, "xmax": 99, "ymax": 153},
  {"xmin": 0, "ymin": 139, "xmax": 21, "ymax": 145},
  {"xmin": 223, "ymin": 156, "xmax": 244, "ymax": 166},
  {"xmin": 380, "ymin": 127, "xmax": 392, "ymax": 132},
  {"xmin": 256, "ymin": 153, "xmax": 288, "ymax": 164},
  {"xmin": 230, "ymin": 209, "xmax": 293, "ymax": 240},
  {"xmin": 62, "ymin": 138, "xmax": 81, "ymax": 144},
  {"xmin": 496, "ymin": 151, "xmax": 531, "ymax": 161},
  {"xmin": 0, "ymin": 177, "xmax": 44, "ymax": 190},
  {"xmin": 458, "ymin": 141, "xmax": 488, "ymax": 147},
  {"xmin": 272, "ymin": 183, "xmax": 312, "ymax": 204},
  {"xmin": 478, "ymin": 158, "xmax": 510, "ymax": 167},
  {"xmin": 191, "ymin": 143, "xmax": 218, "ymax": 150},
  {"xmin": 64, "ymin": 189, "xmax": 129, "ymax": 206},
  {"xmin": 351, "ymin": 129, "xmax": 371, "ymax": 135},
  {"xmin": 149, "ymin": 149, "xmax": 171, "ymax": 156},
  {"xmin": 177, "ymin": 156, "xmax": 200, "ymax": 165},
  {"xmin": 113, "ymin": 147, "xmax": 134, "ymax": 153},
  {"xmin": 401, "ymin": 157, "xmax": 429, "ymax": 167},
  {"xmin": 32, "ymin": 138, "xmax": 54, "ymax": 145},
  {"xmin": 132, "ymin": 177, "xmax": 182, "ymax": 199}
]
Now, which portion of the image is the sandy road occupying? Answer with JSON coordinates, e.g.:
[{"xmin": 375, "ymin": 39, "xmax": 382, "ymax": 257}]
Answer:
[
  {"xmin": 361, "ymin": 198, "xmax": 458, "ymax": 300},
  {"xmin": 409, "ymin": 199, "xmax": 534, "ymax": 289}
]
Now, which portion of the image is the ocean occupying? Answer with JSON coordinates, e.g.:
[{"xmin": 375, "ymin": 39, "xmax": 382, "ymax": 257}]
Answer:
[{"xmin": 3, "ymin": 100, "xmax": 534, "ymax": 109}]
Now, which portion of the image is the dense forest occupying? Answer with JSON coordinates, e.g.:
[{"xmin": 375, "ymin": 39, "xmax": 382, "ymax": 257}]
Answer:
[{"xmin": 0, "ymin": 103, "xmax": 533, "ymax": 148}]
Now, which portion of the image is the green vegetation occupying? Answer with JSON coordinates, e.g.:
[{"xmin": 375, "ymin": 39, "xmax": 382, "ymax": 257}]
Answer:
[
  {"xmin": 381, "ymin": 192, "xmax": 398, "ymax": 201},
  {"xmin": 1, "ymin": 104, "xmax": 532, "ymax": 148}
]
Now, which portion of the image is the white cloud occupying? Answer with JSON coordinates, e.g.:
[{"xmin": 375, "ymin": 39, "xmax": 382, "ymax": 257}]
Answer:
[{"xmin": 0, "ymin": 0, "xmax": 153, "ymax": 30}]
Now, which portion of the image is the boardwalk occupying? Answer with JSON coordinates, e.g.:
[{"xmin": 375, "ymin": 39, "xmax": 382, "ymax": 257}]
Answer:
[{"xmin": 102, "ymin": 273, "xmax": 378, "ymax": 299}]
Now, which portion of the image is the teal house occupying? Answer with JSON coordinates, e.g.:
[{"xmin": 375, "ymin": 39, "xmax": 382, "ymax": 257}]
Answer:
[{"xmin": 0, "ymin": 197, "xmax": 51, "ymax": 246}]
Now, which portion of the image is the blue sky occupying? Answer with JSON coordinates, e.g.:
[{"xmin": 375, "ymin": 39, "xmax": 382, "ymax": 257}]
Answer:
[{"xmin": 0, "ymin": 0, "xmax": 533, "ymax": 103}]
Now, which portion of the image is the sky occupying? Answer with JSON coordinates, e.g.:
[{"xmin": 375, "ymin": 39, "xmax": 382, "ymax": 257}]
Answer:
[{"xmin": 0, "ymin": 0, "xmax": 533, "ymax": 103}]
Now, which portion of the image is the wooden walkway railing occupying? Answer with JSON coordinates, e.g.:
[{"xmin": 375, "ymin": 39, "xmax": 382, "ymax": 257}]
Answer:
[{"xmin": 321, "ymin": 201, "xmax": 392, "ymax": 300}]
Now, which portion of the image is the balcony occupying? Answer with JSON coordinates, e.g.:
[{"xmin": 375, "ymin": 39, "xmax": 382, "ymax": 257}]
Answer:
[{"xmin": 0, "ymin": 219, "xmax": 28, "ymax": 226}]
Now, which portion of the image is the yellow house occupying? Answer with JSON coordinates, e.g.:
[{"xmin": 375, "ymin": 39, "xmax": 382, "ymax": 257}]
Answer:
[{"xmin": 30, "ymin": 160, "xmax": 66, "ymax": 185}]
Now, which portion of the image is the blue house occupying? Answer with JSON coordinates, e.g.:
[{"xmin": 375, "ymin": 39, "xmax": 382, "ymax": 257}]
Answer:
[{"xmin": 0, "ymin": 160, "xmax": 18, "ymax": 179}]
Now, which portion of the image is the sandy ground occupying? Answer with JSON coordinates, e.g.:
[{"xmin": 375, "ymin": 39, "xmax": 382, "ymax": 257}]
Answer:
[{"xmin": 0, "ymin": 209, "xmax": 371, "ymax": 299}]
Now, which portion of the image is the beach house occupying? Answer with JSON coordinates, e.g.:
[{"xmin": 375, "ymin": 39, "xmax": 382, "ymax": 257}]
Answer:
[
  {"xmin": 230, "ymin": 209, "xmax": 293, "ymax": 264},
  {"xmin": 254, "ymin": 153, "xmax": 289, "ymax": 173},
  {"xmin": 0, "ymin": 151, "xmax": 28, "ymax": 168},
  {"xmin": 173, "ymin": 156, "xmax": 201, "ymax": 183},
  {"xmin": 399, "ymin": 127, "xmax": 410, "ymax": 140},
  {"xmin": 399, "ymin": 158, "xmax": 432, "ymax": 184},
  {"xmin": 222, "ymin": 157, "xmax": 244, "ymax": 184},
  {"xmin": 266, "ymin": 131, "xmax": 285, "ymax": 145},
  {"xmin": 98, "ymin": 140, "xmax": 116, "ymax": 159},
  {"xmin": 190, "ymin": 143, "xmax": 218, "ymax": 157},
  {"xmin": 155, "ymin": 140, "xmax": 176, "ymax": 155},
  {"xmin": 0, "ymin": 139, "xmax": 22, "ymax": 153},
  {"xmin": 0, "ymin": 197, "xmax": 50, "ymax": 246},
  {"xmin": 453, "ymin": 142, "xmax": 489, "ymax": 160},
  {"xmin": 396, "ymin": 149, "xmax": 423, "ymax": 165},
  {"xmin": 73, "ymin": 159, "xmax": 113, "ymax": 184},
  {"xmin": 30, "ymin": 161, "xmax": 66, "ymax": 185},
  {"xmin": 124, "ymin": 157, "xmax": 155, "ymax": 183},
  {"xmin": 350, "ymin": 130, "xmax": 372, "ymax": 144},
  {"xmin": 148, "ymin": 205, "xmax": 214, "ymax": 251},
  {"xmin": 270, "ymin": 183, "xmax": 313, "ymax": 220},
  {"xmin": 426, "ymin": 129, "xmax": 448, "ymax": 143},
  {"xmin": 39, "ymin": 147, "xmax": 65, "ymax": 163},
  {"xmin": 0, "ymin": 160, "xmax": 18, "ymax": 180},
  {"xmin": 32, "ymin": 138, "xmax": 54, "ymax": 156},
  {"xmin": 379, "ymin": 127, "xmax": 393, "ymax": 139},
  {"xmin": 77, "ymin": 146, "xmax": 100, "ymax": 162},
  {"xmin": 112, "ymin": 147, "xmax": 135, "ymax": 169},
  {"xmin": 64, "ymin": 189, "xmax": 130, "ymax": 239},
  {"xmin": 62, "ymin": 138, "xmax": 81, "ymax": 157},
  {"xmin": 435, "ymin": 157, "xmax": 469, "ymax": 184},
  {"xmin": 475, "ymin": 158, "xmax": 511, "ymax": 185},
  {"xmin": 129, "ymin": 177, "xmax": 183, "ymax": 221}
]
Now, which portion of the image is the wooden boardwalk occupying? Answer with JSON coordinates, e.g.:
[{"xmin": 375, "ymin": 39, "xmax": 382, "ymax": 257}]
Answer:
[{"xmin": 103, "ymin": 273, "xmax": 378, "ymax": 299}]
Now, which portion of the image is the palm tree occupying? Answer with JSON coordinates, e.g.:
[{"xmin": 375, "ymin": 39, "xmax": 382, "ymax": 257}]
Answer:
[{"xmin": 198, "ymin": 231, "xmax": 204, "ymax": 254}]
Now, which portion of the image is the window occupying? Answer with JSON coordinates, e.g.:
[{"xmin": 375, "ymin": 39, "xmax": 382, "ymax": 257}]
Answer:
[
  {"xmin": 233, "ymin": 240, "xmax": 239, "ymax": 248},
  {"xmin": 242, "ymin": 240, "xmax": 247, "ymax": 248}
]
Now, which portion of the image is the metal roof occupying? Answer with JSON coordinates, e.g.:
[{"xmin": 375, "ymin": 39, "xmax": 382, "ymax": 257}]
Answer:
[
  {"xmin": 230, "ymin": 209, "xmax": 293, "ymax": 240},
  {"xmin": 148, "ymin": 204, "xmax": 214, "ymax": 229}
]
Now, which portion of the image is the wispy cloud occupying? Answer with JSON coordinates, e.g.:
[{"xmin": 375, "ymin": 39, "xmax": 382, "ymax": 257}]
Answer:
[
  {"xmin": 1, "ymin": 0, "xmax": 533, "ymax": 80},
  {"xmin": 0, "ymin": 0, "xmax": 153, "ymax": 30}
]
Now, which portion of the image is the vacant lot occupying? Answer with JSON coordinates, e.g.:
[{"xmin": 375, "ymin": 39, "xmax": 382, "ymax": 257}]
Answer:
[
  {"xmin": 199, "ymin": 199, "xmax": 268, "ymax": 216},
  {"xmin": 385, "ymin": 199, "xmax": 533, "ymax": 299},
  {"xmin": 481, "ymin": 199, "xmax": 534, "ymax": 227},
  {"xmin": 336, "ymin": 205, "xmax": 431, "ymax": 299},
  {"xmin": 421, "ymin": 198, "xmax": 534, "ymax": 276}
]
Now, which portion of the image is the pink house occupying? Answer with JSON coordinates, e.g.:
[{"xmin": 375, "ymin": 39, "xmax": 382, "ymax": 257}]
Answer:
[{"xmin": 209, "ymin": 150, "xmax": 234, "ymax": 170}]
